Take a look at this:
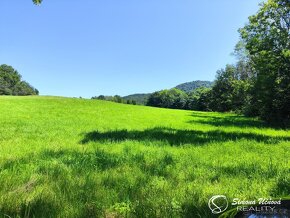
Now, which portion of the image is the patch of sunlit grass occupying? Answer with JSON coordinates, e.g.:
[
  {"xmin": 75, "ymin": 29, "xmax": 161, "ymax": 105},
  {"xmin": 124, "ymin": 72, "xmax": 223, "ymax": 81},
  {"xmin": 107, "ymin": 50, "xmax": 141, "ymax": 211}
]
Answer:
[{"xmin": 0, "ymin": 96, "xmax": 289, "ymax": 217}]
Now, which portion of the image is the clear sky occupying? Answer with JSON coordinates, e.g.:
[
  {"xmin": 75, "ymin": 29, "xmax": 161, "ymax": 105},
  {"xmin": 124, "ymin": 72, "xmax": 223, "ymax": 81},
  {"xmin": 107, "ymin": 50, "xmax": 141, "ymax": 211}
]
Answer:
[{"xmin": 0, "ymin": 0, "xmax": 262, "ymax": 98}]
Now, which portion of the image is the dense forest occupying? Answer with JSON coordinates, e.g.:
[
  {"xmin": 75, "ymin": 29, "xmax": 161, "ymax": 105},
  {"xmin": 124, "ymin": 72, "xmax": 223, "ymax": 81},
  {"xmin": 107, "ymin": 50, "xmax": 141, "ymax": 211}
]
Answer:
[{"xmin": 0, "ymin": 64, "xmax": 39, "ymax": 96}]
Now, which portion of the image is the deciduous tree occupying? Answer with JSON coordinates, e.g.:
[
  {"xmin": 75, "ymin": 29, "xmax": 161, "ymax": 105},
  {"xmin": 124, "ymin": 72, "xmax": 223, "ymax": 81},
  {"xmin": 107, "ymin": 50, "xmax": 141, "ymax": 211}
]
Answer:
[{"xmin": 239, "ymin": 0, "xmax": 290, "ymax": 126}]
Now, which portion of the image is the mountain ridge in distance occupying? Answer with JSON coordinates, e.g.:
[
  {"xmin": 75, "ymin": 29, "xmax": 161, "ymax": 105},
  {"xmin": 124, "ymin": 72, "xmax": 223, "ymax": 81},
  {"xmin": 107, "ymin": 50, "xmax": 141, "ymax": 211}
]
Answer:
[{"xmin": 122, "ymin": 80, "xmax": 213, "ymax": 105}]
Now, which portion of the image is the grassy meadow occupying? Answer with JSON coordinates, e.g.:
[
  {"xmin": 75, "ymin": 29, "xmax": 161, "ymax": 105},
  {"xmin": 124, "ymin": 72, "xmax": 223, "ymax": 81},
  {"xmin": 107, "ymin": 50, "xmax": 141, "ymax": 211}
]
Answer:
[{"xmin": 0, "ymin": 96, "xmax": 289, "ymax": 218}]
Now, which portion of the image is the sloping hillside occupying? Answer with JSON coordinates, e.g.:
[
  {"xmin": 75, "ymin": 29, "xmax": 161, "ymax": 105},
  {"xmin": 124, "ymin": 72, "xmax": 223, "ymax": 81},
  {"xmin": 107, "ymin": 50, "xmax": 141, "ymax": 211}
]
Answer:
[{"xmin": 0, "ymin": 96, "xmax": 289, "ymax": 217}]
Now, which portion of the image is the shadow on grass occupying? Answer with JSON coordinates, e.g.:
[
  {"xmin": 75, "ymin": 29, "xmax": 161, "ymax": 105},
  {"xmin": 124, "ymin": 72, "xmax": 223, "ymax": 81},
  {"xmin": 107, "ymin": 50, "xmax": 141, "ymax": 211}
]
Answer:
[
  {"xmin": 80, "ymin": 127, "xmax": 290, "ymax": 146},
  {"xmin": 188, "ymin": 112, "xmax": 275, "ymax": 129}
]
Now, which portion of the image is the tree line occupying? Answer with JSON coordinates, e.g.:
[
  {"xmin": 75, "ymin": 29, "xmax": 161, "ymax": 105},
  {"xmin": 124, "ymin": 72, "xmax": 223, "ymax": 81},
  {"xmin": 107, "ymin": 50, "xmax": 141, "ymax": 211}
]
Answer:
[
  {"xmin": 0, "ymin": 64, "xmax": 39, "ymax": 96},
  {"xmin": 92, "ymin": 95, "xmax": 137, "ymax": 105}
]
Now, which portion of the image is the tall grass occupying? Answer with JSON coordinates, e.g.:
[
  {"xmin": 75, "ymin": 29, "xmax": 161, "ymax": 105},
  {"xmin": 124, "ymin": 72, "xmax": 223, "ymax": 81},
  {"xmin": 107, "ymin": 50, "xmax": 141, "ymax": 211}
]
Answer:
[{"xmin": 0, "ymin": 96, "xmax": 289, "ymax": 217}]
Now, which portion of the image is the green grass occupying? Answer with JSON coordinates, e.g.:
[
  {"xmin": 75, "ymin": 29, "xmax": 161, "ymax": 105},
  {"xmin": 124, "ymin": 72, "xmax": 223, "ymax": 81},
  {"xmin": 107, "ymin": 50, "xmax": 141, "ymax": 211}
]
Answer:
[{"xmin": 0, "ymin": 96, "xmax": 289, "ymax": 218}]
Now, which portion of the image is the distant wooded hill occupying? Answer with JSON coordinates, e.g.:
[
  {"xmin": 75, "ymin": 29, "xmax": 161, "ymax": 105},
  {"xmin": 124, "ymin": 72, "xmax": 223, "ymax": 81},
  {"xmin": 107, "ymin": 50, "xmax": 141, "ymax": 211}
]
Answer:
[
  {"xmin": 174, "ymin": 80, "xmax": 213, "ymax": 93},
  {"xmin": 121, "ymin": 80, "xmax": 213, "ymax": 105},
  {"xmin": 122, "ymin": 94, "xmax": 150, "ymax": 105}
]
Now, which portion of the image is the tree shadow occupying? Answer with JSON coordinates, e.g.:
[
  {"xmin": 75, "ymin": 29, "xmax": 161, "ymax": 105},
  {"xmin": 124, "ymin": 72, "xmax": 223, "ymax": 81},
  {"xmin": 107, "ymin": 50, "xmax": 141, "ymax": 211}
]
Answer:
[
  {"xmin": 188, "ymin": 112, "xmax": 275, "ymax": 129},
  {"xmin": 80, "ymin": 127, "xmax": 290, "ymax": 146}
]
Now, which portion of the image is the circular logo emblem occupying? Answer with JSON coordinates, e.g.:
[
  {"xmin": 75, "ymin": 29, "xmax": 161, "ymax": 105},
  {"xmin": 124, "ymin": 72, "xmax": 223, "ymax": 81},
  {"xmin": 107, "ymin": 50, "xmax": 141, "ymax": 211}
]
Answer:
[{"xmin": 208, "ymin": 195, "xmax": 228, "ymax": 214}]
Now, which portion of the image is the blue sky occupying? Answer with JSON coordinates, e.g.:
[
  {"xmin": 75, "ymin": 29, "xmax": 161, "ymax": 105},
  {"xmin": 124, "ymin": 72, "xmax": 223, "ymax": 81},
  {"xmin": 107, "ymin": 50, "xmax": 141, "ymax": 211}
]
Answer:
[{"xmin": 0, "ymin": 0, "xmax": 262, "ymax": 98}]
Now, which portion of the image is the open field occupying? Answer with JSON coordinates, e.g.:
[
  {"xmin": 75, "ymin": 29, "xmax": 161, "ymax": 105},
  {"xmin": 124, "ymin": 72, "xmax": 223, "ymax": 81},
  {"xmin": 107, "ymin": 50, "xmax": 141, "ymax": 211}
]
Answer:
[{"xmin": 0, "ymin": 96, "xmax": 289, "ymax": 217}]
